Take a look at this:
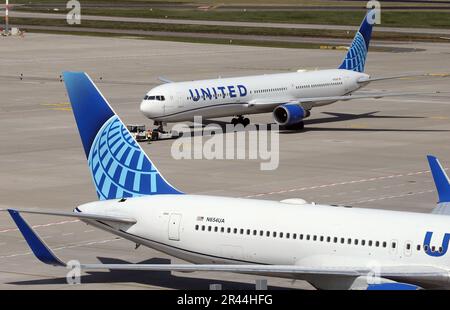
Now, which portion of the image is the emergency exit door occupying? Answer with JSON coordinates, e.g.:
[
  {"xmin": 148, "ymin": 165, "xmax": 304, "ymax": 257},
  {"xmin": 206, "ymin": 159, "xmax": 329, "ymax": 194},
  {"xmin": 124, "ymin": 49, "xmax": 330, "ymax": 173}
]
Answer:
[{"xmin": 168, "ymin": 213, "xmax": 182, "ymax": 241}]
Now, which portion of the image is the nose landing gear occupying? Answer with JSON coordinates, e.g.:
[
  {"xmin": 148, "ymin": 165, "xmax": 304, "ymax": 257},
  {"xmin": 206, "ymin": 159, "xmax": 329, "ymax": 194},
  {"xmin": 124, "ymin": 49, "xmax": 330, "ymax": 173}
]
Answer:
[{"xmin": 231, "ymin": 116, "xmax": 250, "ymax": 127}]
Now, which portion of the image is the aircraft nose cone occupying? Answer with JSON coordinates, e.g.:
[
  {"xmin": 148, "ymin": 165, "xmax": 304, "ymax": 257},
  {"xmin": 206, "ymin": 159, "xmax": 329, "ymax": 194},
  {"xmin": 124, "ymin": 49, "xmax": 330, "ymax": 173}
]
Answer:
[{"xmin": 140, "ymin": 100, "xmax": 163, "ymax": 120}]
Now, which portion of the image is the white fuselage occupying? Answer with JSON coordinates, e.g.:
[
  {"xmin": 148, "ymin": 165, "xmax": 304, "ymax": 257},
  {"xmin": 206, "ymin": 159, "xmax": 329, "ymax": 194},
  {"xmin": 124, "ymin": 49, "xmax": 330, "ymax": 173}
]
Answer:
[
  {"xmin": 78, "ymin": 194, "xmax": 450, "ymax": 289},
  {"xmin": 140, "ymin": 69, "xmax": 368, "ymax": 122}
]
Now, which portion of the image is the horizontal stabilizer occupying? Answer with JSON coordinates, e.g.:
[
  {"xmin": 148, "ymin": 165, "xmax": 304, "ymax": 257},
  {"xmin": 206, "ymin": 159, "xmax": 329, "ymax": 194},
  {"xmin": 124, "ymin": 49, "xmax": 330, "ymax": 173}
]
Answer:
[
  {"xmin": 158, "ymin": 76, "xmax": 173, "ymax": 84},
  {"xmin": 357, "ymin": 73, "xmax": 437, "ymax": 83}
]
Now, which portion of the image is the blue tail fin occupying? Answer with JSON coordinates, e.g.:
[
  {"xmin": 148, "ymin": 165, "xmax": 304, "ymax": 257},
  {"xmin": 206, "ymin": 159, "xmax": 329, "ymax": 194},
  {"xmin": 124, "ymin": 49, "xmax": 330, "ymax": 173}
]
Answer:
[
  {"xmin": 427, "ymin": 155, "xmax": 450, "ymax": 203},
  {"xmin": 338, "ymin": 10, "xmax": 375, "ymax": 73},
  {"xmin": 63, "ymin": 72, "xmax": 183, "ymax": 200}
]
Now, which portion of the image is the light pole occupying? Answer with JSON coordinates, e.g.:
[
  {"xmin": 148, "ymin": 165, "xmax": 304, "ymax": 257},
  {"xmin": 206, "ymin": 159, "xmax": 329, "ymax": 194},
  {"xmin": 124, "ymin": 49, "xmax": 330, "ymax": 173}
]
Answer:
[{"xmin": 4, "ymin": 0, "xmax": 9, "ymax": 34}]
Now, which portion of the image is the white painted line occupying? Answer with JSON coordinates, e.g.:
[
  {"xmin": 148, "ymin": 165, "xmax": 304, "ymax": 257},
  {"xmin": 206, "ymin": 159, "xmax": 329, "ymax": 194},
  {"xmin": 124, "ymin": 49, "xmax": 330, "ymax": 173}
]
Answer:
[
  {"xmin": 344, "ymin": 189, "xmax": 435, "ymax": 205},
  {"xmin": 0, "ymin": 238, "xmax": 122, "ymax": 260},
  {"xmin": 0, "ymin": 219, "xmax": 80, "ymax": 234},
  {"xmin": 243, "ymin": 169, "xmax": 441, "ymax": 199}
]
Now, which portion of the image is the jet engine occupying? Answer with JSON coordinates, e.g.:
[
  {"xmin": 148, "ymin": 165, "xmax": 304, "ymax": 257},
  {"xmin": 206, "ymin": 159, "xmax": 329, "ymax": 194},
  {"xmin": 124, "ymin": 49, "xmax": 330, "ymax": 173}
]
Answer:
[{"xmin": 273, "ymin": 104, "xmax": 310, "ymax": 126}]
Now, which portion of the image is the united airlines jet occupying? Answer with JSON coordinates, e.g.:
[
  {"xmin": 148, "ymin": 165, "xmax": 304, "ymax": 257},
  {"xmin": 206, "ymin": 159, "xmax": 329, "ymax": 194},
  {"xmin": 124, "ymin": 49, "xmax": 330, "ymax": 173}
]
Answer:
[
  {"xmin": 140, "ymin": 10, "xmax": 439, "ymax": 131},
  {"xmin": 3, "ymin": 72, "xmax": 450, "ymax": 290}
]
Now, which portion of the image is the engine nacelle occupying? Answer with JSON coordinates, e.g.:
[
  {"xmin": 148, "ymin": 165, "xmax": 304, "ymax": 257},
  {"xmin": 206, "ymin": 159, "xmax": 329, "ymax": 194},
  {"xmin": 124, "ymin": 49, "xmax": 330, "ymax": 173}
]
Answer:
[{"xmin": 273, "ymin": 104, "xmax": 310, "ymax": 126}]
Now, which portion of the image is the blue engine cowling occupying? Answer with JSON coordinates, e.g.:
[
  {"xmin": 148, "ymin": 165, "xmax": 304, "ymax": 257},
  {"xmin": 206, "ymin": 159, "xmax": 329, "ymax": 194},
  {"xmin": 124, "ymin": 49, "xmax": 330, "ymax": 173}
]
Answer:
[{"xmin": 273, "ymin": 104, "xmax": 310, "ymax": 126}]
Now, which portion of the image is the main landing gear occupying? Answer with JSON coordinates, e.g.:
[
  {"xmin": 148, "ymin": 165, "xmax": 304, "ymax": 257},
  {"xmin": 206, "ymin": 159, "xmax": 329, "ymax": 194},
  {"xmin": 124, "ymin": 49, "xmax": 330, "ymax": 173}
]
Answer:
[
  {"xmin": 231, "ymin": 116, "xmax": 250, "ymax": 127},
  {"xmin": 154, "ymin": 121, "xmax": 166, "ymax": 133}
]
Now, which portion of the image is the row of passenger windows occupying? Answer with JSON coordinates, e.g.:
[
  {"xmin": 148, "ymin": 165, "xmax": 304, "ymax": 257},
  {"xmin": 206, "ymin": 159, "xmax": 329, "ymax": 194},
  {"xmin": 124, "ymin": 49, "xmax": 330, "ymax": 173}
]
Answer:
[
  {"xmin": 194, "ymin": 225, "xmax": 444, "ymax": 253},
  {"xmin": 295, "ymin": 81, "xmax": 343, "ymax": 89},
  {"xmin": 187, "ymin": 93, "xmax": 231, "ymax": 100},
  {"xmin": 144, "ymin": 95, "xmax": 165, "ymax": 101},
  {"xmin": 254, "ymin": 87, "xmax": 288, "ymax": 94}
]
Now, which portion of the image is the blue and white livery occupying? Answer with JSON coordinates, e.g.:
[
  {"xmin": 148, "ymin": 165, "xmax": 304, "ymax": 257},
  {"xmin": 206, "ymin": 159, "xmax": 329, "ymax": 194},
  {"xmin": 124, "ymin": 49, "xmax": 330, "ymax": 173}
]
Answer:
[
  {"xmin": 140, "ymin": 10, "xmax": 438, "ymax": 130},
  {"xmin": 64, "ymin": 72, "xmax": 182, "ymax": 199},
  {"xmin": 3, "ymin": 72, "xmax": 450, "ymax": 290}
]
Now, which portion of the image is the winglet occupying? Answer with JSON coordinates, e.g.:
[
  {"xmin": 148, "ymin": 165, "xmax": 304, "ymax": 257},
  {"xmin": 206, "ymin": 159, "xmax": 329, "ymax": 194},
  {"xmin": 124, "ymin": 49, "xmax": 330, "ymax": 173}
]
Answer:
[
  {"xmin": 7, "ymin": 209, "xmax": 66, "ymax": 266},
  {"xmin": 427, "ymin": 155, "xmax": 450, "ymax": 203}
]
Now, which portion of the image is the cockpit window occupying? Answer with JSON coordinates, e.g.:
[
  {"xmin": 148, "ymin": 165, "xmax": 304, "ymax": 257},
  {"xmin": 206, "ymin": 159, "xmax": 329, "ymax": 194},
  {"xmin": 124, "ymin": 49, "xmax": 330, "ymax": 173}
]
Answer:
[{"xmin": 144, "ymin": 95, "xmax": 165, "ymax": 101}]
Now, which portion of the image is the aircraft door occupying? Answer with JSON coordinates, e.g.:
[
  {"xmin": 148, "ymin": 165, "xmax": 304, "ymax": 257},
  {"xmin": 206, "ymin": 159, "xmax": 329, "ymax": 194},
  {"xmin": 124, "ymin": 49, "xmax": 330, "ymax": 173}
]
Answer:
[
  {"xmin": 168, "ymin": 213, "xmax": 182, "ymax": 241},
  {"xmin": 389, "ymin": 239, "xmax": 398, "ymax": 258}
]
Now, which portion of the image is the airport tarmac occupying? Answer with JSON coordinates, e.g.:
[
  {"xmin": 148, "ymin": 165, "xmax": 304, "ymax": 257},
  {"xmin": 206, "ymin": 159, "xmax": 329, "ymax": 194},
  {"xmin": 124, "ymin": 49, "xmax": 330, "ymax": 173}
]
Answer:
[{"xmin": 0, "ymin": 33, "xmax": 450, "ymax": 290}]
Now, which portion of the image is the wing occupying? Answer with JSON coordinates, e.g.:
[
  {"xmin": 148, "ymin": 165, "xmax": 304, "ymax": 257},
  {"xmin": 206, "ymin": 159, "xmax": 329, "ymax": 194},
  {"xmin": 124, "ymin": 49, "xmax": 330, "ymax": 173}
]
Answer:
[
  {"xmin": 7, "ymin": 209, "xmax": 446, "ymax": 289},
  {"xmin": 248, "ymin": 91, "xmax": 444, "ymax": 110},
  {"xmin": 2, "ymin": 208, "xmax": 136, "ymax": 224}
]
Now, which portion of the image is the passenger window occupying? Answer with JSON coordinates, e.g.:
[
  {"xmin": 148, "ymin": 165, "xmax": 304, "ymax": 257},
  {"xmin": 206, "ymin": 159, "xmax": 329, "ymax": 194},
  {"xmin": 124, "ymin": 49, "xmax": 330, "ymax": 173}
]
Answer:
[
  {"xmin": 246, "ymin": 229, "xmax": 250, "ymax": 235},
  {"xmin": 407, "ymin": 243, "xmax": 412, "ymax": 250},
  {"xmin": 417, "ymin": 245, "xmax": 421, "ymax": 251},
  {"xmin": 320, "ymin": 236, "xmax": 324, "ymax": 242},
  {"xmin": 214, "ymin": 227, "xmax": 218, "ymax": 232},
  {"xmin": 201, "ymin": 225, "xmax": 205, "ymax": 231},
  {"xmin": 253, "ymin": 230, "xmax": 257, "ymax": 236},
  {"xmin": 368, "ymin": 240, "xmax": 373, "ymax": 246},
  {"xmin": 286, "ymin": 233, "xmax": 290, "ymax": 239},
  {"xmin": 340, "ymin": 238, "xmax": 344, "ymax": 244},
  {"xmin": 333, "ymin": 237, "xmax": 337, "ymax": 243},
  {"xmin": 299, "ymin": 234, "xmax": 304, "ymax": 240},
  {"xmin": 280, "ymin": 232, "xmax": 284, "ymax": 238},
  {"xmin": 306, "ymin": 235, "xmax": 310, "ymax": 241},
  {"xmin": 347, "ymin": 238, "xmax": 351, "ymax": 244},
  {"xmin": 293, "ymin": 233, "xmax": 297, "ymax": 239},
  {"xmin": 439, "ymin": 246, "xmax": 443, "ymax": 253},
  {"xmin": 273, "ymin": 231, "xmax": 277, "ymax": 238},
  {"xmin": 354, "ymin": 239, "xmax": 358, "ymax": 245},
  {"xmin": 391, "ymin": 242, "xmax": 396, "ymax": 249},
  {"xmin": 424, "ymin": 245, "xmax": 429, "ymax": 251},
  {"xmin": 259, "ymin": 230, "xmax": 264, "ymax": 236},
  {"xmin": 326, "ymin": 236, "xmax": 331, "ymax": 242},
  {"xmin": 382, "ymin": 242, "xmax": 387, "ymax": 248},
  {"xmin": 375, "ymin": 241, "xmax": 380, "ymax": 247},
  {"xmin": 220, "ymin": 227, "xmax": 225, "ymax": 233},
  {"xmin": 313, "ymin": 235, "xmax": 317, "ymax": 241},
  {"xmin": 195, "ymin": 225, "xmax": 199, "ymax": 230},
  {"xmin": 240, "ymin": 229, "xmax": 244, "ymax": 234},
  {"xmin": 233, "ymin": 228, "xmax": 237, "ymax": 234},
  {"xmin": 266, "ymin": 231, "xmax": 270, "ymax": 237},
  {"xmin": 361, "ymin": 240, "xmax": 366, "ymax": 246}
]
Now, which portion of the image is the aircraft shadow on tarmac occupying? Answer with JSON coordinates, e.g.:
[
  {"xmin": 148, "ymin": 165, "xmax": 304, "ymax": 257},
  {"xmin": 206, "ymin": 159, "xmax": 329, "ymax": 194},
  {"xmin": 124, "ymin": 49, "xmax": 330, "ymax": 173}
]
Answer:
[
  {"xmin": 298, "ymin": 111, "xmax": 449, "ymax": 133},
  {"xmin": 182, "ymin": 111, "xmax": 447, "ymax": 136},
  {"xmin": 8, "ymin": 257, "xmax": 297, "ymax": 290}
]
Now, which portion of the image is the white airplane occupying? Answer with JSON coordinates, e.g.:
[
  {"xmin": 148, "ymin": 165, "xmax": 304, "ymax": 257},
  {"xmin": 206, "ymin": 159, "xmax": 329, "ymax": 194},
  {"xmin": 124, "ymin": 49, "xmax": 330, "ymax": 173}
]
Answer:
[
  {"xmin": 140, "ymin": 10, "xmax": 439, "ymax": 132},
  {"xmin": 3, "ymin": 71, "xmax": 450, "ymax": 290}
]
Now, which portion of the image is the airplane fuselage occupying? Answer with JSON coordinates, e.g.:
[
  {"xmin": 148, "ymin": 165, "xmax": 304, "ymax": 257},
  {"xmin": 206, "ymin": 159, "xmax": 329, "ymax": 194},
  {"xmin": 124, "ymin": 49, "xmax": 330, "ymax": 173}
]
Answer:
[
  {"xmin": 140, "ymin": 69, "xmax": 368, "ymax": 122},
  {"xmin": 78, "ymin": 194, "xmax": 450, "ymax": 289}
]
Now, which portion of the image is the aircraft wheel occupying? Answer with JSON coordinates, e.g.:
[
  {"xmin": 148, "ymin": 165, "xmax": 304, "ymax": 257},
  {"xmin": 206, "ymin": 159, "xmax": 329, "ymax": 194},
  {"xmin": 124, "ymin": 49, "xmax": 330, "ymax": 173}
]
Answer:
[{"xmin": 242, "ymin": 118, "xmax": 250, "ymax": 127}]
